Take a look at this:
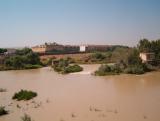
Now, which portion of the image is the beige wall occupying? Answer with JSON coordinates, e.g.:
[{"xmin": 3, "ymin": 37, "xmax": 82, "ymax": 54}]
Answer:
[
  {"xmin": 32, "ymin": 45, "xmax": 65, "ymax": 53},
  {"xmin": 32, "ymin": 47, "xmax": 46, "ymax": 53}
]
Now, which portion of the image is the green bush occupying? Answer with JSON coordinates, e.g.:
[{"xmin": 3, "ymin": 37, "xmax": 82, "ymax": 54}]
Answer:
[
  {"xmin": 12, "ymin": 90, "xmax": 37, "ymax": 101},
  {"xmin": 95, "ymin": 66, "xmax": 109, "ymax": 76},
  {"xmin": 52, "ymin": 58, "xmax": 83, "ymax": 74},
  {"xmin": 0, "ymin": 106, "xmax": 8, "ymax": 116},
  {"xmin": 0, "ymin": 48, "xmax": 7, "ymax": 54},
  {"xmin": 52, "ymin": 59, "xmax": 68, "ymax": 72},
  {"xmin": 124, "ymin": 65, "xmax": 145, "ymax": 74},
  {"xmin": 63, "ymin": 64, "xmax": 83, "ymax": 73},
  {"xmin": 95, "ymin": 64, "xmax": 121, "ymax": 76},
  {"xmin": 142, "ymin": 63, "xmax": 155, "ymax": 72},
  {"xmin": 126, "ymin": 48, "xmax": 142, "ymax": 66},
  {"xmin": 124, "ymin": 63, "xmax": 155, "ymax": 75},
  {"xmin": 4, "ymin": 48, "xmax": 41, "ymax": 70},
  {"xmin": 91, "ymin": 52, "xmax": 106, "ymax": 60}
]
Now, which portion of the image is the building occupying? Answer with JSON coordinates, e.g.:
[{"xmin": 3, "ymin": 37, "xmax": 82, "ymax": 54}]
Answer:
[
  {"xmin": 32, "ymin": 42, "xmax": 64, "ymax": 54},
  {"xmin": 4, "ymin": 48, "xmax": 17, "ymax": 56},
  {"xmin": 31, "ymin": 45, "xmax": 46, "ymax": 53},
  {"xmin": 139, "ymin": 52, "xmax": 155, "ymax": 63},
  {"xmin": 79, "ymin": 45, "xmax": 110, "ymax": 52},
  {"xmin": 32, "ymin": 42, "xmax": 110, "ymax": 54},
  {"xmin": 64, "ymin": 45, "xmax": 79, "ymax": 53},
  {"xmin": 79, "ymin": 45, "xmax": 86, "ymax": 52}
]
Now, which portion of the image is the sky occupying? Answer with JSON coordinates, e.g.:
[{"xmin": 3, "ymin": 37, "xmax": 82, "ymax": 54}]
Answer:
[{"xmin": 0, "ymin": 0, "xmax": 160, "ymax": 47}]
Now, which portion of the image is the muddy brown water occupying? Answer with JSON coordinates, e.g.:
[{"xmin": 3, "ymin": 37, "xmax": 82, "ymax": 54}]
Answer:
[{"xmin": 0, "ymin": 64, "xmax": 160, "ymax": 121}]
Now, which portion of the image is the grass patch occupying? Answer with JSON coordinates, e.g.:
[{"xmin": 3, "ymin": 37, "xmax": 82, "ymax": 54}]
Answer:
[
  {"xmin": 12, "ymin": 90, "xmax": 37, "ymax": 101},
  {"xmin": 0, "ymin": 106, "xmax": 8, "ymax": 116}
]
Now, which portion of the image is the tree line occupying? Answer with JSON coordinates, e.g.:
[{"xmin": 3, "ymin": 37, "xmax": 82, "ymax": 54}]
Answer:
[{"xmin": 0, "ymin": 48, "xmax": 42, "ymax": 70}]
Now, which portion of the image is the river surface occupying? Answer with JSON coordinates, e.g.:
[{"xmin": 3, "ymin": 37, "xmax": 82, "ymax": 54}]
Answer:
[{"xmin": 0, "ymin": 64, "xmax": 160, "ymax": 121}]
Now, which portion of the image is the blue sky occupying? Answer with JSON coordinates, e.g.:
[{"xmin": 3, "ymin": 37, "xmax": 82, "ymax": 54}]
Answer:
[{"xmin": 0, "ymin": 0, "xmax": 160, "ymax": 47}]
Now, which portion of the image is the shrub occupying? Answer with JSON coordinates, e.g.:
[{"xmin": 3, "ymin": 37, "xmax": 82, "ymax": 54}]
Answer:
[
  {"xmin": 90, "ymin": 52, "xmax": 106, "ymax": 61},
  {"xmin": 64, "ymin": 57, "xmax": 75, "ymax": 64},
  {"xmin": 52, "ymin": 58, "xmax": 83, "ymax": 74},
  {"xmin": 95, "ymin": 64, "xmax": 121, "ymax": 76},
  {"xmin": 0, "ymin": 48, "xmax": 7, "ymax": 54},
  {"xmin": 4, "ymin": 48, "xmax": 41, "ymax": 70},
  {"xmin": 110, "ymin": 64, "xmax": 122, "ymax": 73},
  {"xmin": 12, "ymin": 90, "xmax": 37, "ymax": 101},
  {"xmin": 142, "ymin": 63, "xmax": 155, "ymax": 72},
  {"xmin": 0, "ymin": 106, "xmax": 8, "ymax": 116},
  {"xmin": 126, "ymin": 48, "xmax": 142, "ymax": 65},
  {"xmin": 21, "ymin": 114, "xmax": 32, "ymax": 121},
  {"xmin": 124, "ymin": 63, "xmax": 155, "ymax": 75},
  {"xmin": 124, "ymin": 65, "xmax": 145, "ymax": 74},
  {"xmin": 63, "ymin": 64, "xmax": 83, "ymax": 73},
  {"xmin": 41, "ymin": 58, "xmax": 53, "ymax": 66},
  {"xmin": 52, "ymin": 59, "xmax": 69, "ymax": 71}
]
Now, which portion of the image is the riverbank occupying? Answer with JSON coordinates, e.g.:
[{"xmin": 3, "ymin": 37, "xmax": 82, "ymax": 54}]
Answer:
[{"xmin": 0, "ymin": 64, "xmax": 43, "ymax": 71}]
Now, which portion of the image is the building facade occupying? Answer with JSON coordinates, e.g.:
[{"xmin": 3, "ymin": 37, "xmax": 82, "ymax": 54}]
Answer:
[
  {"xmin": 139, "ymin": 52, "xmax": 155, "ymax": 63},
  {"xmin": 79, "ymin": 45, "xmax": 86, "ymax": 52},
  {"xmin": 79, "ymin": 45, "xmax": 110, "ymax": 52},
  {"xmin": 32, "ymin": 42, "xmax": 110, "ymax": 54},
  {"xmin": 31, "ymin": 42, "xmax": 64, "ymax": 53}
]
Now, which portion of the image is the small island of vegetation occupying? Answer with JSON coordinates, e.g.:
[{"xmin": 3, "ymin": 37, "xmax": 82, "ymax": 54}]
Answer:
[
  {"xmin": 52, "ymin": 58, "xmax": 83, "ymax": 74},
  {"xmin": 0, "ymin": 106, "xmax": 8, "ymax": 116},
  {"xmin": 95, "ymin": 64, "xmax": 122, "ymax": 76},
  {"xmin": 12, "ymin": 90, "xmax": 37, "ymax": 101}
]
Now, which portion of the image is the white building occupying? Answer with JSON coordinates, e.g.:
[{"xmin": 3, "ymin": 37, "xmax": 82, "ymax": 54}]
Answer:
[
  {"xmin": 79, "ymin": 45, "xmax": 110, "ymax": 52},
  {"xmin": 139, "ymin": 52, "xmax": 155, "ymax": 63},
  {"xmin": 79, "ymin": 45, "xmax": 87, "ymax": 52}
]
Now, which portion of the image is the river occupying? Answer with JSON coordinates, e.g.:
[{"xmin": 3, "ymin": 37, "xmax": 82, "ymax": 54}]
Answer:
[{"xmin": 0, "ymin": 64, "xmax": 160, "ymax": 121}]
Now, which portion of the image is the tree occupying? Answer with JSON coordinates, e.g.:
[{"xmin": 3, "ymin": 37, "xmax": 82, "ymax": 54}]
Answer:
[
  {"xmin": 91, "ymin": 52, "xmax": 106, "ymax": 60},
  {"xmin": 127, "ymin": 48, "xmax": 142, "ymax": 66},
  {"xmin": 138, "ymin": 39, "xmax": 160, "ymax": 63},
  {"xmin": 0, "ymin": 48, "xmax": 7, "ymax": 54},
  {"xmin": 4, "ymin": 48, "xmax": 41, "ymax": 69},
  {"xmin": 16, "ymin": 48, "xmax": 32, "ymax": 55},
  {"xmin": 5, "ymin": 56, "xmax": 24, "ymax": 69},
  {"xmin": 138, "ymin": 39, "xmax": 151, "ymax": 52},
  {"xmin": 26, "ymin": 52, "xmax": 40, "ymax": 65}
]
